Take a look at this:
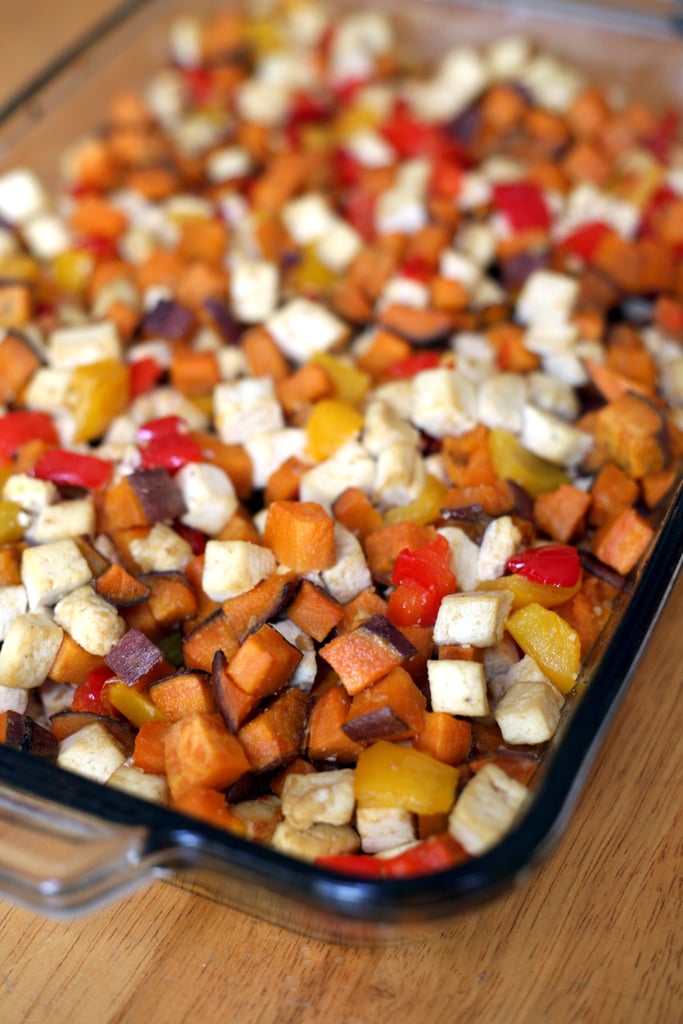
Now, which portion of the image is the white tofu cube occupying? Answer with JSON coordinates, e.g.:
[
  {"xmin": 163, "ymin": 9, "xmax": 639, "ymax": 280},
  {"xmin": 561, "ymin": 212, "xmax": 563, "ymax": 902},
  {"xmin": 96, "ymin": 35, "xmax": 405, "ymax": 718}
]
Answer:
[
  {"xmin": 0, "ymin": 612, "xmax": 63, "ymax": 689},
  {"xmin": 107, "ymin": 764, "xmax": 169, "ymax": 804},
  {"xmin": 214, "ymin": 376, "xmax": 284, "ymax": 445},
  {"xmin": 202, "ymin": 539, "xmax": 276, "ymax": 602},
  {"xmin": 437, "ymin": 527, "xmax": 480, "ymax": 594},
  {"xmin": 229, "ymin": 255, "xmax": 279, "ymax": 324},
  {"xmin": 281, "ymin": 768, "xmax": 356, "ymax": 831},
  {"xmin": 281, "ymin": 192, "xmax": 337, "ymax": 245},
  {"xmin": 449, "ymin": 762, "xmax": 529, "ymax": 855},
  {"xmin": 205, "ymin": 145, "xmax": 253, "ymax": 183},
  {"xmin": 53, "ymin": 584, "xmax": 126, "ymax": 656},
  {"xmin": 375, "ymin": 187, "xmax": 428, "ymax": 236},
  {"xmin": 47, "ymin": 321, "xmax": 121, "ymax": 368},
  {"xmin": 433, "ymin": 591, "xmax": 513, "ymax": 648},
  {"xmin": 0, "ymin": 684, "xmax": 29, "ymax": 715},
  {"xmin": 520, "ymin": 402, "xmax": 593, "ymax": 468},
  {"xmin": 494, "ymin": 679, "xmax": 564, "ymax": 745},
  {"xmin": 175, "ymin": 462, "xmax": 238, "ymax": 536},
  {"xmin": 356, "ymin": 806, "xmax": 416, "ymax": 854},
  {"xmin": 372, "ymin": 441, "xmax": 426, "ymax": 510},
  {"xmin": 0, "ymin": 169, "xmax": 47, "ymax": 225},
  {"xmin": 266, "ymin": 297, "xmax": 348, "ymax": 364},
  {"xmin": 316, "ymin": 218, "xmax": 363, "ymax": 273},
  {"xmin": 516, "ymin": 270, "xmax": 579, "ymax": 326},
  {"xmin": 476, "ymin": 516, "xmax": 522, "ymax": 583},
  {"xmin": 236, "ymin": 79, "xmax": 292, "ymax": 126},
  {"xmin": 28, "ymin": 498, "xmax": 95, "ymax": 543},
  {"xmin": 3, "ymin": 473, "xmax": 58, "ymax": 513},
  {"xmin": 271, "ymin": 821, "xmax": 360, "ymax": 861},
  {"xmin": 363, "ymin": 398, "xmax": 419, "ymax": 456},
  {"xmin": 23, "ymin": 212, "xmax": 71, "ymax": 260},
  {"xmin": 527, "ymin": 371, "xmax": 580, "ymax": 420},
  {"xmin": 0, "ymin": 585, "xmax": 28, "ymax": 641},
  {"xmin": 299, "ymin": 439, "xmax": 375, "ymax": 509},
  {"xmin": 128, "ymin": 522, "xmax": 193, "ymax": 573},
  {"xmin": 321, "ymin": 523, "xmax": 372, "ymax": 605},
  {"xmin": 477, "ymin": 372, "xmax": 527, "ymax": 433},
  {"xmin": 21, "ymin": 538, "xmax": 93, "ymax": 609},
  {"xmin": 244, "ymin": 428, "xmax": 307, "ymax": 490},
  {"xmin": 57, "ymin": 722, "xmax": 127, "ymax": 784},
  {"xmin": 428, "ymin": 658, "xmax": 489, "ymax": 717},
  {"xmin": 410, "ymin": 368, "xmax": 477, "ymax": 439}
]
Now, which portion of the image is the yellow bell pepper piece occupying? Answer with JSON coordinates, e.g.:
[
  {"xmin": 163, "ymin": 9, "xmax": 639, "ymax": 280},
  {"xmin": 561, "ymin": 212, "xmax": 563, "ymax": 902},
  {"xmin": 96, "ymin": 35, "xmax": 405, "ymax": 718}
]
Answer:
[
  {"xmin": 0, "ymin": 500, "xmax": 25, "ymax": 543},
  {"xmin": 505, "ymin": 602, "xmax": 581, "ymax": 694},
  {"xmin": 385, "ymin": 474, "xmax": 449, "ymax": 526},
  {"xmin": 311, "ymin": 352, "xmax": 370, "ymax": 405},
  {"xmin": 489, "ymin": 429, "xmax": 569, "ymax": 497},
  {"xmin": 478, "ymin": 573, "xmax": 582, "ymax": 610},
  {"xmin": 355, "ymin": 740, "xmax": 459, "ymax": 814},
  {"xmin": 305, "ymin": 398, "xmax": 364, "ymax": 461},
  {"xmin": 52, "ymin": 248, "xmax": 94, "ymax": 294},
  {"xmin": 66, "ymin": 359, "xmax": 130, "ymax": 442},
  {"xmin": 105, "ymin": 681, "xmax": 169, "ymax": 727}
]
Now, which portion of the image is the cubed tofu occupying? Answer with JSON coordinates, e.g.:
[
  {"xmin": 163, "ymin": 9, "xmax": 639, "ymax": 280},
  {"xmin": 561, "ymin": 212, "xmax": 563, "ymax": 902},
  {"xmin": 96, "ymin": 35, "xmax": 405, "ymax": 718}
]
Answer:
[
  {"xmin": 282, "ymin": 192, "xmax": 337, "ymax": 245},
  {"xmin": 175, "ymin": 462, "xmax": 238, "ymax": 536},
  {"xmin": 266, "ymin": 297, "xmax": 348, "ymax": 364},
  {"xmin": 271, "ymin": 821, "xmax": 360, "ymax": 862},
  {"xmin": 214, "ymin": 376, "xmax": 284, "ymax": 444},
  {"xmin": 0, "ymin": 168, "xmax": 47, "ymax": 225},
  {"xmin": 205, "ymin": 145, "xmax": 253, "ymax": 183},
  {"xmin": 107, "ymin": 764, "xmax": 169, "ymax": 804},
  {"xmin": 28, "ymin": 497, "xmax": 95, "ymax": 543},
  {"xmin": 448, "ymin": 762, "xmax": 529, "ymax": 855},
  {"xmin": 363, "ymin": 398, "xmax": 420, "ymax": 456},
  {"xmin": 299, "ymin": 439, "xmax": 376, "ymax": 509},
  {"xmin": 433, "ymin": 591, "xmax": 513, "ymax": 647},
  {"xmin": 356, "ymin": 806, "xmax": 416, "ymax": 854},
  {"xmin": 23, "ymin": 212, "xmax": 71, "ymax": 260},
  {"xmin": 520, "ymin": 403, "xmax": 594, "ymax": 468},
  {"xmin": 494, "ymin": 679, "xmax": 564, "ymax": 745},
  {"xmin": 53, "ymin": 584, "xmax": 126, "ymax": 656},
  {"xmin": 202, "ymin": 539, "xmax": 276, "ymax": 602},
  {"xmin": 477, "ymin": 372, "xmax": 527, "ymax": 433},
  {"xmin": 410, "ymin": 368, "xmax": 477, "ymax": 439},
  {"xmin": 244, "ymin": 427, "xmax": 307, "ymax": 490},
  {"xmin": 129, "ymin": 523, "xmax": 193, "ymax": 573},
  {"xmin": 437, "ymin": 526, "xmax": 480, "ymax": 594},
  {"xmin": 47, "ymin": 320, "xmax": 121, "ymax": 368},
  {"xmin": 57, "ymin": 723, "xmax": 127, "ymax": 784},
  {"xmin": 476, "ymin": 516, "xmax": 522, "ymax": 582},
  {"xmin": 229, "ymin": 255, "xmax": 279, "ymax": 324},
  {"xmin": 281, "ymin": 768, "xmax": 356, "ymax": 831},
  {"xmin": 428, "ymin": 658, "xmax": 489, "ymax": 717},
  {"xmin": 372, "ymin": 441, "xmax": 426, "ymax": 510},
  {"xmin": 3, "ymin": 473, "xmax": 58, "ymax": 514},
  {"xmin": 316, "ymin": 218, "xmax": 363, "ymax": 273},
  {"xmin": 0, "ymin": 585, "xmax": 28, "ymax": 641},
  {"xmin": 0, "ymin": 612, "xmax": 63, "ymax": 689},
  {"xmin": 0, "ymin": 684, "xmax": 29, "ymax": 715},
  {"xmin": 516, "ymin": 270, "xmax": 579, "ymax": 326},
  {"xmin": 320, "ymin": 523, "xmax": 372, "ymax": 605},
  {"xmin": 21, "ymin": 538, "xmax": 93, "ymax": 609}
]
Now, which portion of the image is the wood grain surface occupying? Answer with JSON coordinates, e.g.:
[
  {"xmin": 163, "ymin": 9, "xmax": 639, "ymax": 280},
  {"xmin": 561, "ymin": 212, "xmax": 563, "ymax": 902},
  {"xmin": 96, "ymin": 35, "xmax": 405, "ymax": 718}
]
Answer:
[{"xmin": 0, "ymin": 3, "xmax": 681, "ymax": 1023}]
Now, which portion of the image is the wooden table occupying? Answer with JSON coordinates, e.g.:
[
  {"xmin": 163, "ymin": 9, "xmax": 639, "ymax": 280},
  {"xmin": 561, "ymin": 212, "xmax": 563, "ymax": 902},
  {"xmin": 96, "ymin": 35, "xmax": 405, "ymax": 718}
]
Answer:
[{"xmin": 0, "ymin": 3, "xmax": 681, "ymax": 1022}]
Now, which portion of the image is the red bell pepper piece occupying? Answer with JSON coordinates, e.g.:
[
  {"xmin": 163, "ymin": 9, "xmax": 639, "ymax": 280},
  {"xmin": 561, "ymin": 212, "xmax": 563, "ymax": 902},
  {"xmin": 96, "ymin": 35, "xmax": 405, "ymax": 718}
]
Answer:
[
  {"xmin": 386, "ymin": 351, "xmax": 442, "ymax": 380},
  {"xmin": 506, "ymin": 543, "xmax": 581, "ymax": 587},
  {"xmin": 387, "ymin": 535, "xmax": 456, "ymax": 627},
  {"xmin": 0, "ymin": 411, "xmax": 59, "ymax": 461},
  {"xmin": 129, "ymin": 356, "xmax": 164, "ymax": 397},
  {"xmin": 391, "ymin": 534, "xmax": 456, "ymax": 594},
  {"xmin": 139, "ymin": 434, "xmax": 203, "ymax": 473},
  {"xmin": 137, "ymin": 415, "xmax": 189, "ymax": 443},
  {"xmin": 33, "ymin": 449, "xmax": 113, "ymax": 490},
  {"xmin": 557, "ymin": 221, "xmax": 612, "ymax": 262},
  {"xmin": 492, "ymin": 181, "xmax": 551, "ymax": 233},
  {"xmin": 381, "ymin": 833, "xmax": 467, "ymax": 878},
  {"xmin": 400, "ymin": 255, "xmax": 433, "ymax": 282},
  {"xmin": 174, "ymin": 522, "xmax": 207, "ymax": 555},
  {"xmin": 71, "ymin": 666, "xmax": 117, "ymax": 717},
  {"xmin": 179, "ymin": 66, "xmax": 214, "ymax": 106},
  {"xmin": 315, "ymin": 853, "xmax": 385, "ymax": 877},
  {"xmin": 343, "ymin": 188, "xmax": 376, "ymax": 241}
]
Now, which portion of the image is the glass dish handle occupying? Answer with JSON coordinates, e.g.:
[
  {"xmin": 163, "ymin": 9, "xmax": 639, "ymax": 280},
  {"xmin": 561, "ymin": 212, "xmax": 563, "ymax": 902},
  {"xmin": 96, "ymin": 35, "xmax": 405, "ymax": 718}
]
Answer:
[{"xmin": 0, "ymin": 781, "xmax": 160, "ymax": 915}]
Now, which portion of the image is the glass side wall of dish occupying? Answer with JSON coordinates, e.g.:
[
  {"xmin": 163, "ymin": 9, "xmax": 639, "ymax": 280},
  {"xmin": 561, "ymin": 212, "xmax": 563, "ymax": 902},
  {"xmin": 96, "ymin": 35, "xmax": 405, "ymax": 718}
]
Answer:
[{"xmin": 0, "ymin": 0, "xmax": 680, "ymax": 880}]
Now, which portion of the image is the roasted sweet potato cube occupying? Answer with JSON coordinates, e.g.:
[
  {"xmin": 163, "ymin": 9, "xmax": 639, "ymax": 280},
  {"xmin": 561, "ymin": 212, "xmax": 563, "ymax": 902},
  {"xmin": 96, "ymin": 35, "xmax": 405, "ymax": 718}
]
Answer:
[
  {"xmin": 237, "ymin": 688, "xmax": 308, "ymax": 771},
  {"xmin": 227, "ymin": 623, "xmax": 302, "ymax": 699}
]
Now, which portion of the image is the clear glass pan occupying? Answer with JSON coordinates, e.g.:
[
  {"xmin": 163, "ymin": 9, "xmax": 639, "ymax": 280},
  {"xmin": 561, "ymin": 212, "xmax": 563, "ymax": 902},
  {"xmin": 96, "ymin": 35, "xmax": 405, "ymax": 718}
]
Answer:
[{"xmin": 0, "ymin": 0, "xmax": 681, "ymax": 945}]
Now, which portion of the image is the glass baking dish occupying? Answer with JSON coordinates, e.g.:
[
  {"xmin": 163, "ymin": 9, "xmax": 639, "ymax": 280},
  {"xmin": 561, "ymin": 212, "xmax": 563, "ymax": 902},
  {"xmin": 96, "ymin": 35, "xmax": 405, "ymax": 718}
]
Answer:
[{"xmin": 0, "ymin": 0, "xmax": 681, "ymax": 945}]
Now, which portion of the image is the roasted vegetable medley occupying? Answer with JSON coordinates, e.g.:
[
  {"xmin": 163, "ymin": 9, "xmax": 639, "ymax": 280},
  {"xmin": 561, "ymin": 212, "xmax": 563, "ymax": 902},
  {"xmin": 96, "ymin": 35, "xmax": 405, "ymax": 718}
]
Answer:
[{"xmin": 0, "ymin": 0, "xmax": 681, "ymax": 878}]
